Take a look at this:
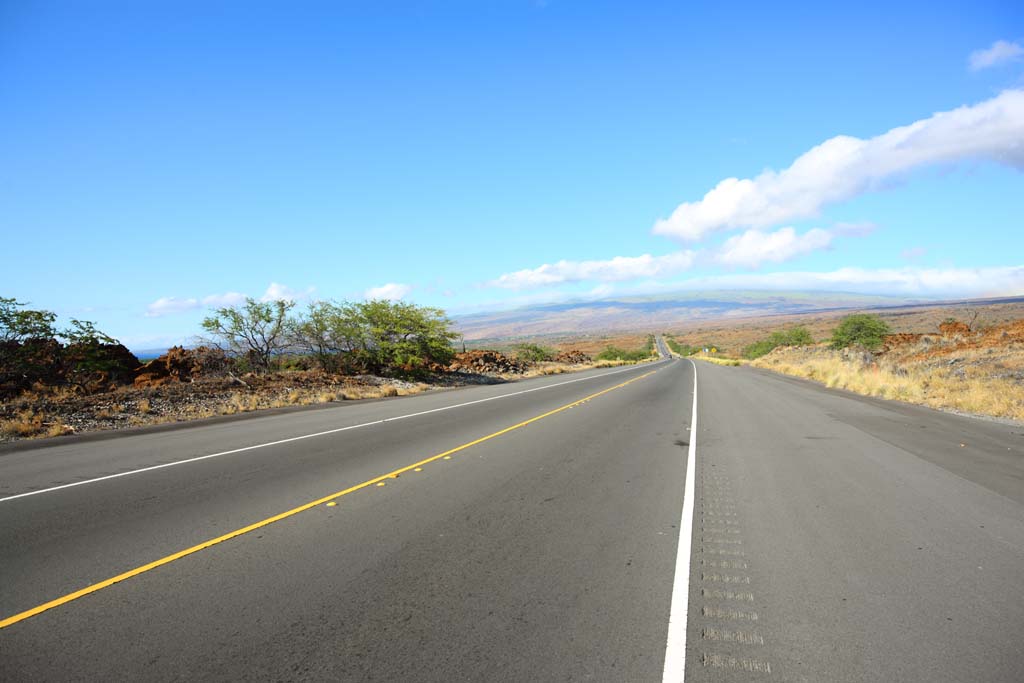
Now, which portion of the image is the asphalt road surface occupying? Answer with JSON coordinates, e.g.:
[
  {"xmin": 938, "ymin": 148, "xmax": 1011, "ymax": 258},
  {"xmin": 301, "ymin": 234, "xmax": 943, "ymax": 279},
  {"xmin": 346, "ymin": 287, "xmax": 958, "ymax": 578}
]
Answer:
[{"xmin": 1, "ymin": 353, "xmax": 1022, "ymax": 681}]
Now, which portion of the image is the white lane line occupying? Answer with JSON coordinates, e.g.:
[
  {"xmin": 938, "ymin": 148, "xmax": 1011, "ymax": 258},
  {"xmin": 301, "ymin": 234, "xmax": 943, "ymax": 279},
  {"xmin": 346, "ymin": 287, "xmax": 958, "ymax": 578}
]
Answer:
[
  {"xmin": 0, "ymin": 361, "xmax": 665, "ymax": 504},
  {"xmin": 662, "ymin": 358, "xmax": 698, "ymax": 682}
]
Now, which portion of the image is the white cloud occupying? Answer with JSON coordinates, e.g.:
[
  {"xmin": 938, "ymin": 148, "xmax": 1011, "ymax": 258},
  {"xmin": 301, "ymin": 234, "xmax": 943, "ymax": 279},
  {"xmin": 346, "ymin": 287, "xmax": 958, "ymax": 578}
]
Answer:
[
  {"xmin": 672, "ymin": 265, "xmax": 1024, "ymax": 297},
  {"xmin": 489, "ymin": 251, "xmax": 697, "ymax": 290},
  {"xmin": 715, "ymin": 227, "xmax": 833, "ymax": 268},
  {"xmin": 831, "ymin": 221, "xmax": 877, "ymax": 237},
  {"xmin": 365, "ymin": 282, "xmax": 413, "ymax": 300},
  {"xmin": 970, "ymin": 40, "xmax": 1024, "ymax": 71},
  {"xmin": 201, "ymin": 292, "xmax": 247, "ymax": 307},
  {"xmin": 900, "ymin": 246, "xmax": 927, "ymax": 261},
  {"xmin": 145, "ymin": 297, "xmax": 199, "ymax": 317},
  {"xmin": 146, "ymin": 284, "xmax": 313, "ymax": 317},
  {"xmin": 260, "ymin": 282, "xmax": 315, "ymax": 302},
  {"xmin": 653, "ymin": 89, "xmax": 1024, "ymax": 241}
]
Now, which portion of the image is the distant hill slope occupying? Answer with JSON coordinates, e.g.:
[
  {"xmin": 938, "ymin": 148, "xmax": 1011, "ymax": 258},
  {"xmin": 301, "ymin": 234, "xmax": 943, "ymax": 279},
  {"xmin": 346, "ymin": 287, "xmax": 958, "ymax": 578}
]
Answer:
[{"xmin": 454, "ymin": 290, "xmax": 928, "ymax": 340}]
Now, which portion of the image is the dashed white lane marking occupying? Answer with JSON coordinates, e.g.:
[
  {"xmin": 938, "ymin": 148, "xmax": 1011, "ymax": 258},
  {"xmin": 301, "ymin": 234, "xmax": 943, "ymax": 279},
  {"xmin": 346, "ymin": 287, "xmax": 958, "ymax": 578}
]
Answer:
[
  {"xmin": 661, "ymin": 359, "xmax": 698, "ymax": 683},
  {"xmin": 0, "ymin": 362, "xmax": 660, "ymax": 504}
]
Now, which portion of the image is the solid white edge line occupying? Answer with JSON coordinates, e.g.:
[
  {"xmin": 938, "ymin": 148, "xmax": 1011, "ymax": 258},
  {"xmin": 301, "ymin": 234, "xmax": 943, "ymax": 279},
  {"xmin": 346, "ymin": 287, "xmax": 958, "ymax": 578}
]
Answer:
[
  {"xmin": 0, "ymin": 360, "xmax": 665, "ymax": 504},
  {"xmin": 662, "ymin": 358, "xmax": 698, "ymax": 682}
]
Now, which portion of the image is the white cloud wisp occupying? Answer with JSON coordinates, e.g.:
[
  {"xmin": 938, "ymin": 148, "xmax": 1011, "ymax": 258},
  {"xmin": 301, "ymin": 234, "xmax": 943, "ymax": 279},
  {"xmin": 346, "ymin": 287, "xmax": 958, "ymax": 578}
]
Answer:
[
  {"xmin": 715, "ymin": 227, "xmax": 833, "ymax": 268},
  {"xmin": 364, "ymin": 283, "xmax": 413, "ymax": 300},
  {"xmin": 677, "ymin": 265, "xmax": 1024, "ymax": 298},
  {"xmin": 145, "ymin": 297, "xmax": 199, "ymax": 318},
  {"xmin": 489, "ymin": 251, "xmax": 697, "ymax": 290},
  {"xmin": 969, "ymin": 40, "xmax": 1024, "ymax": 71},
  {"xmin": 146, "ymin": 283, "xmax": 313, "ymax": 317},
  {"xmin": 653, "ymin": 89, "xmax": 1024, "ymax": 241}
]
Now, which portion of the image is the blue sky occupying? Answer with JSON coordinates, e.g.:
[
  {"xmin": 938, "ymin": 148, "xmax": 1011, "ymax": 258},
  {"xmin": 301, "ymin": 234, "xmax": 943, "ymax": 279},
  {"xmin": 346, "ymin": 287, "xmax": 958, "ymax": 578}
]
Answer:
[{"xmin": 2, "ymin": 0, "xmax": 1023, "ymax": 348}]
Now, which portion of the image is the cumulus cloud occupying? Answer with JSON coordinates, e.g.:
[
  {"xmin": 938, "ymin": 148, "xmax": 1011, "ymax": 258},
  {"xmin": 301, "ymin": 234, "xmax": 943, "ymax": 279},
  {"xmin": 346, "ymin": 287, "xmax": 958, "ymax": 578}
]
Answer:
[
  {"xmin": 201, "ymin": 292, "xmax": 247, "ymax": 307},
  {"xmin": 969, "ymin": 40, "xmax": 1024, "ymax": 71},
  {"xmin": 260, "ymin": 282, "xmax": 315, "ymax": 302},
  {"xmin": 146, "ymin": 283, "xmax": 312, "ymax": 317},
  {"xmin": 365, "ymin": 282, "xmax": 413, "ymax": 300},
  {"xmin": 489, "ymin": 251, "xmax": 697, "ymax": 290},
  {"xmin": 715, "ymin": 227, "xmax": 833, "ymax": 268},
  {"xmin": 653, "ymin": 89, "xmax": 1024, "ymax": 241},
  {"xmin": 145, "ymin": 297, "xmax": 199, "ymax": 317},
  {"xmin": 675, "ymin": 265, "xmax": 1024, "ymax": 297}
]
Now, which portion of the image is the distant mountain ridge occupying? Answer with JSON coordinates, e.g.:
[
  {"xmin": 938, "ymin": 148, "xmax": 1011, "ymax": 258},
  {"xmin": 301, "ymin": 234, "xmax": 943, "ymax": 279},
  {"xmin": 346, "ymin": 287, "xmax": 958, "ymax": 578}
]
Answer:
[{"xmin": 453, "ymin": 290, "xmax": 929, "ymax": 340}]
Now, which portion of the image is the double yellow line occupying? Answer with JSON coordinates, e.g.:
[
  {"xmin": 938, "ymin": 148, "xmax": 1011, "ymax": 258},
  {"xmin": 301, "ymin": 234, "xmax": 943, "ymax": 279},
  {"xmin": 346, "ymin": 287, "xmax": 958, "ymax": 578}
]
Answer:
[{"xmin": 1, "ymin": 367, "xmax": 660, "ymax": 629}]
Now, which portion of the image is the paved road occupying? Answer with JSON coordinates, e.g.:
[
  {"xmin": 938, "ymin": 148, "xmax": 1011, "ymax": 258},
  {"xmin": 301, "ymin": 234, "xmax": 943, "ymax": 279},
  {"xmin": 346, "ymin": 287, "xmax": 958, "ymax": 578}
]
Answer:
[{"xmin": 1, "ymin": 357, "xmax": 1022, "ymax": 681}]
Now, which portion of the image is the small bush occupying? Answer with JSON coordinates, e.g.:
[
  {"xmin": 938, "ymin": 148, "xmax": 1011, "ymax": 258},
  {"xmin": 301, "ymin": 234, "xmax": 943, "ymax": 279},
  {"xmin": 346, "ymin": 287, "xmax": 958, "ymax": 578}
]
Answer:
[
  {"xmin": 512, "ymin": 343, "xmax": 555, "ymax": 363},
  {"xmin": 742, "ymin": 339, "xmax": 778, "ymax": 360},
  {"xmin": 830, "ymin": 314, "xmax": 890, "ymax": 350},
  {"xmin": 742, "ymin": 326, "xmax": 814, "ymax": 359},
  {"xmin": 596, "ymin": 345, "xmax": 650, "ymax": 362}
]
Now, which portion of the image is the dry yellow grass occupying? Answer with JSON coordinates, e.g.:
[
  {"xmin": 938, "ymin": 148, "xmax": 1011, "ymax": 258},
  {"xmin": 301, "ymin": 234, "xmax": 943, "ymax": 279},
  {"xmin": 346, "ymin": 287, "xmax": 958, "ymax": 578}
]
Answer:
[
  {"xmin": 0, "ymin": 410, "xmax": 45, "ymax": 437},
  {"xmin": 44, "ymin": 422, "xmax": 73, "ymax": 438},
  {"xmin": 692, "ymin": 354, "xmax": 743, "ymax": 367},
  {"xmin": 753, "ymin": 350, "xmax": 1024, "ymax": 421}
]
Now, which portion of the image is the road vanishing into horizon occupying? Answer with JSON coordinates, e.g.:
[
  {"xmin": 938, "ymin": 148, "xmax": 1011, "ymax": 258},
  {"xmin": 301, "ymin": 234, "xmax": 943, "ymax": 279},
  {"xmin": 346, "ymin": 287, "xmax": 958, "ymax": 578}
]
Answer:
[{"xmin": 2, "ymin": 340, "xmax": 1023, "ymax": 681}]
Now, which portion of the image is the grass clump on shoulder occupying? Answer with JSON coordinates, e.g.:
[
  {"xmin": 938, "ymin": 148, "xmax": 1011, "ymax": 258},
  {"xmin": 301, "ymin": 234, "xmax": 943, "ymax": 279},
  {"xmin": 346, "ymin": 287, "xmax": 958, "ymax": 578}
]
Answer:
[{"xmin": 693, "ymin": 355, "xmax": 742, "ymax": 366}]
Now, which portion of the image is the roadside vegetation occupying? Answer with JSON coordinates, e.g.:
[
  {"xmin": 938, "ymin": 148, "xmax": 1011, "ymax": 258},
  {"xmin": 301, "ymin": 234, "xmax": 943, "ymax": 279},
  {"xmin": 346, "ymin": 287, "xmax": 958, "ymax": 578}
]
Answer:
[
  {"xmin": 512, "ymin": 343, "xmax": 556, "ymax": 363},
  {"xmin": 0, "ymin": 295, "xmax": 611, "ymax": 441},
  {"xmin": 741, "ymin": 326, "xmax": 814, "ymax": 359},
  {"xmin": 749, "ymin": 314, "xmax": 1024, "ymax": 421},
  {"xmin": 201, "ymin": 298, "xmax": 458, "ymax": 377},
  {"xmin": 596, "ymin": 339, "xmax": 654, "ymax": 362},
  {"xmin": 664, "ymin": 335, "xmax": 699, "ymax": 356},
  {"xmin": 828, "ymin": 314, "xmax": 890, "ymax": 350},
  {"xmin": 1, "ymin": 297, "xmax": 138, "ymax": 398}
]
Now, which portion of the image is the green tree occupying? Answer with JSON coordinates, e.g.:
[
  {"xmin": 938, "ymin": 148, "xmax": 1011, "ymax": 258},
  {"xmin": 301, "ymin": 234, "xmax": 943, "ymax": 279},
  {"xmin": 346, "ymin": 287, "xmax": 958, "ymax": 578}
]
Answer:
[
  {"xmin": 355, "ymin": 299, "xmax": 458, "ymax": 375},
  {"xmin": 290, "ymin": 301, "xmax": 365, "ymax": 372},
  {"xmin": 0, "ymin": 297, "xmax": 57, "ymax": 343},
  {"xmin": 201, "ymin": 298, "xmax": 296, "ymax": 373},
  {"xmin": 0, "ymin": 297, "xmax": 61, "ymax": 394},
  {"xmin": 830, "ymin": 314, "xmax": 890, "ymax": 350},
  {"xmin": 61, "ymin": 319, "xmax": 138, "ymax": 391}
]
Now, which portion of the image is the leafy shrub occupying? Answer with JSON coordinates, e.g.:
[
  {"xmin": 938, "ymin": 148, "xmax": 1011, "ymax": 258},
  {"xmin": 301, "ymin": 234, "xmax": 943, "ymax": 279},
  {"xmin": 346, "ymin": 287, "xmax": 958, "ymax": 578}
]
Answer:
[
  {"xmin": 512, "ymin": 343, "xmax": 554, "ymax": 363},
  {"xmin": 596, "ymin": 345, "xmax": 650, "ymax": 362},
  {"xmin": 201, "ymin": 299, "xmax": 295, "ymax": 374},
  {"xmin": 1, "ymin": 297, "xmax": 133, "ymax": 396},
  {"xmin": 742, "ymin": 326, "xmax": 814, "ymax": 359},
  {"xmin": 830, "ymin": 314, "xmax": 890, "ymax": 350},
  {"xmin": 287, "ymin": 299, "xmax": 458, "ymax": 377},
  {"xmin": 742, "ymin": 339, "xmax": 778, "ymax": 359}
]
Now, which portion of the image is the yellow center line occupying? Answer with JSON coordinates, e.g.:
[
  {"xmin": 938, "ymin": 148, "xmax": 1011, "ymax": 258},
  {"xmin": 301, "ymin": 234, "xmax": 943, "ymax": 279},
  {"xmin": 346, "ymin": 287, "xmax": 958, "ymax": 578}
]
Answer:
[{"xmin": 0, "ymin": 367, "xmax": 660, "ymax": 629}]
